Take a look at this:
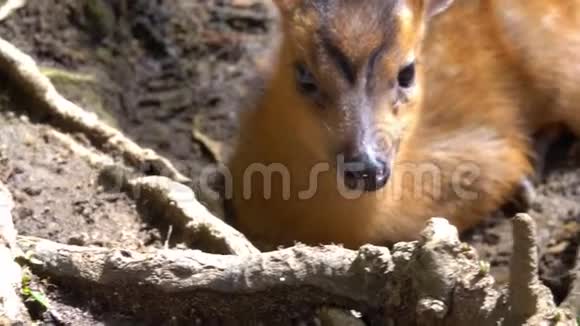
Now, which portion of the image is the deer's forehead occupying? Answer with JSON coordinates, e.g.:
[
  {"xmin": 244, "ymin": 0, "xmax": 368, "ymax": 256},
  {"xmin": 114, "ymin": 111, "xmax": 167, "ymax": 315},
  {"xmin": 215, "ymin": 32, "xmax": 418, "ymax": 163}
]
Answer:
[{"xmin": 288, "ymin": 0, "xmax": 418, "ymax": 64}]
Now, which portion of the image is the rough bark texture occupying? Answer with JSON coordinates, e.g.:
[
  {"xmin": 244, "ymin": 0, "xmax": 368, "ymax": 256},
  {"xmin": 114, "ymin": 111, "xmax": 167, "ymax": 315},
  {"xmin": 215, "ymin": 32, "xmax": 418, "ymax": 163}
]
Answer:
[
  {"xmin": 16, "ymin": 238, "xmax": 390, "ymax": 304},
  {"xmin": 16, "ymin": 217, "xmax": 576, "ymax": 325},
  {"xmin": 506, "ymin": 214, "xmax": 556, "ymax": 325}
]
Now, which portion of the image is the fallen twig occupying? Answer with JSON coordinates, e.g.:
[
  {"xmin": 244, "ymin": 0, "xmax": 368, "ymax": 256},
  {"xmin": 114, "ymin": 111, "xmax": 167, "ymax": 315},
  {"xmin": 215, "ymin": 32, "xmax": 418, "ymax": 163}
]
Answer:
[{"xmin": 0, "ymin": 37, "xmax": 189, "ymax": 183}]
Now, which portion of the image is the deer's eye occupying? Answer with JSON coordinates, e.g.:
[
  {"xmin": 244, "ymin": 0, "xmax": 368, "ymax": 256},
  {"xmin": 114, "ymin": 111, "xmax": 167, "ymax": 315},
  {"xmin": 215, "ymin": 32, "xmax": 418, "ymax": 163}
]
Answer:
[
  {"xmin": 295, "ymin": 63, "xmax": 319, "ymax": 96},
  {"xmin": 397, "ymin": 62, "xmax": 416, "ymax": 88}
]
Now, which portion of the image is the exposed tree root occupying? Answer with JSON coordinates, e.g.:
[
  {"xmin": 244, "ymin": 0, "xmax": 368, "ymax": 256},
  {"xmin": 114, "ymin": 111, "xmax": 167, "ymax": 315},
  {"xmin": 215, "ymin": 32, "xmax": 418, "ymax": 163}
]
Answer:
[
  {"xmin": 50, "ymin": 127, "xmax": 251, "ymax": 255},
  {"xmin": 50, "ymin": 127, "xmax": 246, "ymax": 254},
  {"xmin": 0, "ymin": 0, "xmax": 26, "ymax": 21},
  {"xmin": 127, "ymin": 176, "xmax": 259, "ymax": 255},
  {"xmin": 0, "ymin": 183, "xmax": 30, "ymax": 324},
  {"xmin": 0, "ymin": 37, "xmax": 190, "ymax": 183},
  {"xmin": 15, "ymin": 216, "xmax": 575, "ymax": 325},
  {"xmin": 48, "ymin": 129, "xmax": 114, "ymax": 169},
  {"xmin": 505, "ymin": 214, "xmax": 570, "ymax": 325}
]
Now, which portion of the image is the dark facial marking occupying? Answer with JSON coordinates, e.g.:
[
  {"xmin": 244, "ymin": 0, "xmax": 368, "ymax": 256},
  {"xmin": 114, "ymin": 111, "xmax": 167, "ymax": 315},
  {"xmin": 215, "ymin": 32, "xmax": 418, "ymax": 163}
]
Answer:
[
  {"xmin": 305, "ymin": 0, "xmax": 401, "ymax": 95},
  {"xmin": 366, "ymin": 41, "xmax": 389, "ymax": 92},
  {"xmin": 318, "ymin": 28, "xmax": 357, "ymax": 85}
]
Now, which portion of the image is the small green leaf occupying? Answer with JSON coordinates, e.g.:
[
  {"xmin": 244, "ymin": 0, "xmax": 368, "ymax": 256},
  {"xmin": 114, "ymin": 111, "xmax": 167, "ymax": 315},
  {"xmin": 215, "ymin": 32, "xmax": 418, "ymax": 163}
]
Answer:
[
  {"xmin": 29, "ymin": 290, "xmax": 50, "ymax": 309},
  {"xmin": 20, "ymin": 270, "xmax": 50, "ymax": 310},
  {"xmin": 21, "ymin": 273, "xmax": 30, "ymax": 285},
  {"xmin": 21, "ymin": 287, "xmax": 30, "ymax": 296}
]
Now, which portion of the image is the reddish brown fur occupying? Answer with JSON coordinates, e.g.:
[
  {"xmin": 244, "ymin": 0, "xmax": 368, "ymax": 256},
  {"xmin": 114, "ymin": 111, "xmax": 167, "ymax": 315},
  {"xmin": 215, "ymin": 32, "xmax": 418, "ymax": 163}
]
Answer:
[{"xmin": 228, "ymin": 0, "xmax": 577, "ymax": 249}]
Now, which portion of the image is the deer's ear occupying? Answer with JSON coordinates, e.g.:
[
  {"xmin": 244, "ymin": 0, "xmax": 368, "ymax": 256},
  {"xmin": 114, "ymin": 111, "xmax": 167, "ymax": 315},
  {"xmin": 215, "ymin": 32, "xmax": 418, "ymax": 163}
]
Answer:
[
  {"xmin": 426, "ymin": 0, "xmax": 454, "ymax": 17},
  {"xmin": 273, "ymin": 0, "xmax": 301, "ymax": 14}
]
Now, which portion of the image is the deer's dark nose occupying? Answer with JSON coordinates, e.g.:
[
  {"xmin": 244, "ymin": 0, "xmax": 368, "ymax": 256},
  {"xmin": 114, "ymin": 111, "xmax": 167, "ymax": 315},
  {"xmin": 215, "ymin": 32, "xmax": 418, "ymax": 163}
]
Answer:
[{"xmin": 343, "ymin": 152, "xmax": 390, "ymax": 192}]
